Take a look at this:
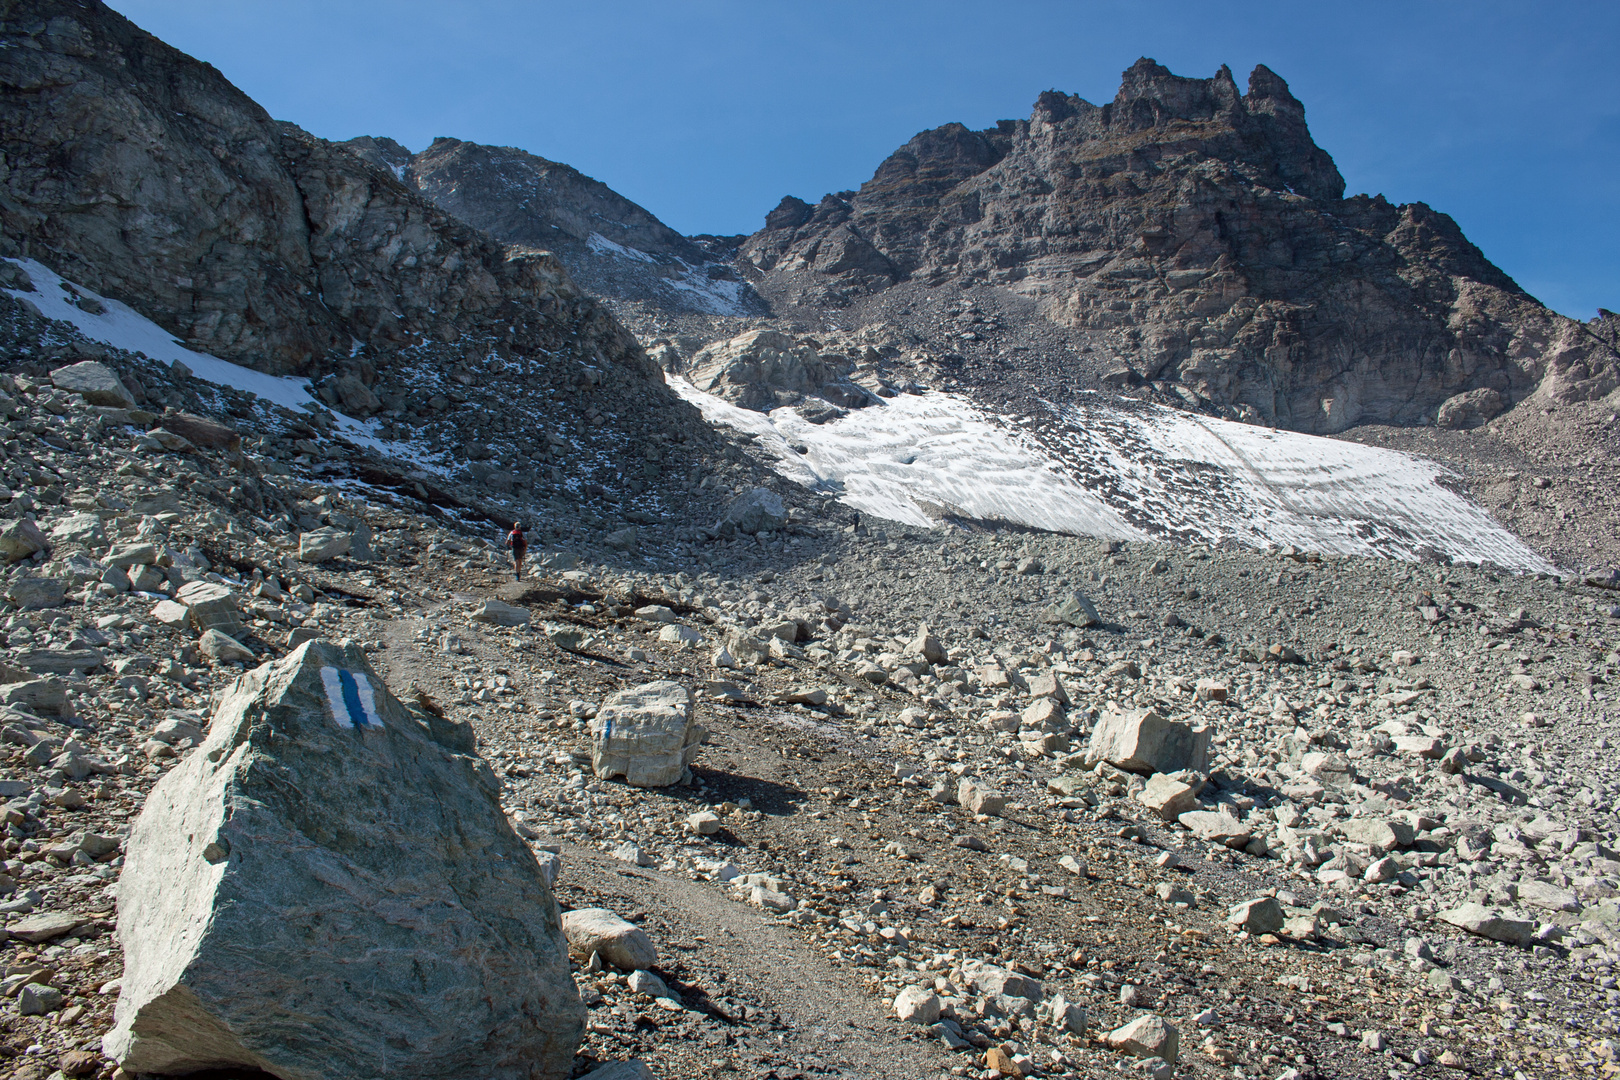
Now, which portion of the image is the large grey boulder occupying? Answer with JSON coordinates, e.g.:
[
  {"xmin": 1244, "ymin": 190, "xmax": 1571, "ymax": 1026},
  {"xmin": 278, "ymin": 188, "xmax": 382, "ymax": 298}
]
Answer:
[
  {"xmin": 1434, "ymin": 387, "xmax": 1505, "ymax": 430},
  {"xmin": 0, "ymin": 519, "xmax": 47, "ymax": 563},
  {"xmin": 50, "ymin": 361, "xmax": 136, "ymax": 409},
  {"xmin": 298, "ymin": 527, "xmax": 352, "ymax": 563},
  {"xmin": 1043, "ymin": 592, "xmax": 1101, "ymax": 628},
  {"xmin": 719, "ymin": 487, "xmax": 787, "ymax": 536},
  {"xmin": 173, "ymin": 581, "xmax": 244, "ymax": 637},
  {"xmin": 589, "ymin": 681, "xmax": 705, "ymax": 787},
  {"xmin": 1086, "ymin": 708, "xmax": 1210, "ymax": 775},
  {"xmin": 104, "ymin": 639, "xmax": 583, "ymax": 1079},
  {"xmin": 1435, "ymin": 903, "xmax": 1535, "ymax": 946}
]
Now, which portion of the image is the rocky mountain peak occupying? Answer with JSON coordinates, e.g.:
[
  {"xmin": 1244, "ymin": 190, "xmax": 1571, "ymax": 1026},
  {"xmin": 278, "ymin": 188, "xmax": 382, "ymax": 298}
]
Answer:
[{"xmin": 733, "ymin": 59, "xmax": 1611, "ymax": 435}]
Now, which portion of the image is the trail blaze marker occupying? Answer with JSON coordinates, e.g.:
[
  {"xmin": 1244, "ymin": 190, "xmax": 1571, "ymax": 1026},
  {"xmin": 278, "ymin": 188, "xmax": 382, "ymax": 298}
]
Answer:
[{"xmin": 319, "ymin": 667, "xmax": 383, "ymax": 730}]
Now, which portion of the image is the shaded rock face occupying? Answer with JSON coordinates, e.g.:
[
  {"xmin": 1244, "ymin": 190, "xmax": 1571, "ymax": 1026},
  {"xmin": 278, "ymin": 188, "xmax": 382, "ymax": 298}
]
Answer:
[
  {"xmin": 105, "ymin": 639, "xmax": 583, "ymax": 1079},
  {"xmin": 346, "ymin": 136, "xmax": 766, "ymax": 318},
  {"xmin": 0, "ymin": 0, "xmax": 651, "ymax": 385},
  {"xmin": 741, "ymin": 59, "xmax": 1615, "ymax": 433}
]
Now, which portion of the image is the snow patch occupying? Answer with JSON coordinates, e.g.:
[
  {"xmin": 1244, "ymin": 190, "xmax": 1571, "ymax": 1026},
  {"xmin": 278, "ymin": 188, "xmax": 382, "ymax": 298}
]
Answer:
[
  {"xmin": 669, "ymin": 375, "xmax": 1554, "ymax": 573},
  {"xmin": 0, "ymin": 257, "xmax": 388, "ymax": 446}
]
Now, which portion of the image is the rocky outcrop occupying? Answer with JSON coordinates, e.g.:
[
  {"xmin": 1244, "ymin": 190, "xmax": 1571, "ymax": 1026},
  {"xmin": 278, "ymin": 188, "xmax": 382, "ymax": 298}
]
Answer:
[
  {"xmin": 682, "ymin": 329, "xmax": 875, "ymax": 412},
  {"xmin": 343, "ymin": 136, "xmax": 766, "ymax": 317},
  {"xmin": 0, "ymin": 0, "xmax": 653, "ymax": 388},
  {"xmin": 106, "ymin": 639, "xmax": 583, "ymax": 1079},
  {"xmin": 739, "ymin": 59, "xmax": 1618, "ymax": 433}
]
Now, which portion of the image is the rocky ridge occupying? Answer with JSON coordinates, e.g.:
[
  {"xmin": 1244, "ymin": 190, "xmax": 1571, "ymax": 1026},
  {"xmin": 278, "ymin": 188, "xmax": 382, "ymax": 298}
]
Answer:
[
  {"xmin": 732, "ymin": 60, "xmax": 1618, "ymax": 437},
  {"xmin": 342, "ymin": 135, "xmax": 766, "ymax": 319}
]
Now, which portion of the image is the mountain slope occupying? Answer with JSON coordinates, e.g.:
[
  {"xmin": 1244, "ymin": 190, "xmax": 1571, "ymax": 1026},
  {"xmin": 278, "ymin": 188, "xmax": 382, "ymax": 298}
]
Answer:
[
  {"xmin": 343, "ymin": 136, "xmax": 766, "ymax": 319},
  {"xmin": 737, "ymin": 60, "xmax": 1616, "ymax": 435}
]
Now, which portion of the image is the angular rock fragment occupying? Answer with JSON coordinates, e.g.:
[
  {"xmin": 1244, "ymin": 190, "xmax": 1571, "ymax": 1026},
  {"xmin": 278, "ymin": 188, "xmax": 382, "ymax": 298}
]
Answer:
[
  {"xmin": 51, "ymin": 361, "xmax": 135, "ymax": 409},
  {"xmin": 1087, "ymin": 708, "xmax": 1210, "ymax": 775},
  {"xmin": 1136, "ymin": 773, "xmax": 1202, "ymax": 822},
  {"xmin": 104, "ymin": 639, "xmax": 582, "ymax": 1079},
  {"xmin": 957, "ymin": 777, "xmax": 1006, "ymax": 816},
  {"xmin": 298, "ymin": 527, "xmax": 353, "ymax": 563},
  {"xmin": 1227, "ymin": 897, "xmax": 1285, "ymax": 935},
  {"xmin": 561, "ymin": 908, "xmax": 657, "ymax": 971},
  {"xmin": 472, "ymin": 599, "xmax": 531, "ymax": 626},
  {"xmin": 1105, "ymin": 1013, "xmax": 1179, "ymax": 1064},
  {"xmin": 1044, "ymin": 592, "xmax": 1100, "ymax": 627},
  {"xmin": 0, "ymin": 519, "xmax": 47, "ymax": 563},
  {"xmin": 1435, "ymin": 903, "xmax": 1535, "ymax": 946},
  {"xmin": 718, "ymin": 487, "xmax": 787, "ymax": 536},
  {"xmin": 589, "ymin": 681, "xmax": 705, "ymax": 787}
]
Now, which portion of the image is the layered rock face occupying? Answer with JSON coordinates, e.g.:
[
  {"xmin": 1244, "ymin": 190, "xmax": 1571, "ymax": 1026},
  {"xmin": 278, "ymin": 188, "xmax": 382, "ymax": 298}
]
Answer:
[
  {"xmin": 740, "ymin": 60, "xmax": 1615, "ymax": 433},
  {"xmin": 345, "ymin": 136, "xmax": 765, "ymax": 317},
  {"xmin": 0, "ymin": 0, "xmax": 650, "ymax": 385}
]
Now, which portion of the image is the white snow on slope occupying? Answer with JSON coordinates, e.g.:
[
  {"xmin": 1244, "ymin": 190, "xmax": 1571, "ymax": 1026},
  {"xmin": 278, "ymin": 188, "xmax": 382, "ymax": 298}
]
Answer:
[
  {"xmin": 670, "ymin": 376, "xmax": 1555, "ymax": 574},
  {"xmin": 0, "ymin": 257, "xmax": 396, "ymax": 446},
  {"xmin": 586, "ymin": 233, "xmax": 753, "ymax": 317}
]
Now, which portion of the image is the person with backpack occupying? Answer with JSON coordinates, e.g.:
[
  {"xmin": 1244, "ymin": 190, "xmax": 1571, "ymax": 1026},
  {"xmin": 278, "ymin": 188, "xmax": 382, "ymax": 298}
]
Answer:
[{"xmin": 505, "ymin": 522, "xmax": 528, "ymax": 580}]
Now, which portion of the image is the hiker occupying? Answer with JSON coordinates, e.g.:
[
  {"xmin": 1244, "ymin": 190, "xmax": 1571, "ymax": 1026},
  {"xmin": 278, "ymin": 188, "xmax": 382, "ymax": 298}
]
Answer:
[{"xmin": 505, "ymin": 522, "xmax": 528, "ymax": 580}]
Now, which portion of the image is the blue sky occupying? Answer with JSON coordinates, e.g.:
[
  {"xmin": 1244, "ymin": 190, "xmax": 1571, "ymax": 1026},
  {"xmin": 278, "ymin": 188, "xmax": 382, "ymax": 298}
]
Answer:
[{"xmin": 111, "ymin": 1, "xmax": 1618, "ymax": 319}]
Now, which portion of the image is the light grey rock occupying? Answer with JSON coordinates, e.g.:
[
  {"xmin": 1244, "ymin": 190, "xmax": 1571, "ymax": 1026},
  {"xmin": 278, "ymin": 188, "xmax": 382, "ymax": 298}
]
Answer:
[
  {"xmin": 1340, "ymin": 817, "xmax": 1415, "ymax": 851},
  {"xmin": 471, "ymin": 600, "xmax": 531, "ymax": 626},
  {"xmin": 719, "ymin": 487, "xmax": 787, "ymax": 536},
  {"xmin": 198, "ymin": 629, "xmax": 254, "ymax": 663},
  {"xmin": 0, "ymin": 519, "xmax": 48, "ymax": 563},
  {"xmin": 561, "ymin": 908, "xmax": 657, "ymax": 971},
  {"xmin": 959, "ymin": 959, "xmax": 1041, "ymax": 1001},
  {"xmin": 1087, "ymin": 708, "xmax": 1210, "ymax": 775},
  {"xmin": 1044, "ymin": 592, "xmax": 1100, "ymax": 628},
  {"xmin": 174, "ymin": 580, "xmax": 243, "ymax": 637},
  {"xmin": 1104, "ymin": 1013, "xmax": 1179, "ymax": 1064},
  {"xmin": 103, "ymin": 542, "xmax": 159, "ymax": 568},
  {"xmin": 104, "ymin": 639, "xmax": 582, "ymax": 1079},
  {"xmin": 17, "ymin": 982, "xmax": 64, "ymax": 1015},
  {"xmin": 1435, "ymin": 903, "xmax": 1535, "ymax": 947},
  {"xmin": 9, "ymin": 911, "xmax": 84, "ymax": 942},
  {"xmin": 541, "ymin": 623, "xmax": 592, "ymax": 652},
  {"xmin": 1435, "ymin": 387, "xmax": 1504, "ymax": 430},
  {"xmin": 575, "ymin": 1061, "xmax": 656, "ymax": 1080},
  {"xmin": 1178, "ymin": 810, "xmax": 1253, "ymax": 848},
  {"xmin": 604, "ymin": 527, "xmax": 639, "ymax": 553},
  {"xmin": 1136, "ymin": 773, "xmax": 1201, "ymax": 822},
  {"xmin": 0, "ymin": 678, "xmax": 68, "ymax": 716},
  {"xmin": 956, "ymin": 777, "xmax": 1006, "ymax": 816},
  {"xmin": 589, "ymin": 681, "xmax": 705, "ymax": 787},
  {"xmin": 1227, "ymin": 897, "xmax": 1285, "ymax": 934},
  {"xmin": 893, "ymin": 985, "xmax": 941, "ymax": 1024},
  {"xmin": 1516, "ymin": 879, "xmax": 1580, "ymax": 912},
  {"xmin": 5, "ymin": 576, "xmax": 63, "ymax": 610},
  {"xmin": 297, "ymin": 527, "xmax": 352, "ymax": 563},
  {"xmin": 51, "ymin": 361, "xmax": 136, "ymax": 409},
  {"xmin": 49, "ymin": 513, "xmax": 106, "ymax": 548}
]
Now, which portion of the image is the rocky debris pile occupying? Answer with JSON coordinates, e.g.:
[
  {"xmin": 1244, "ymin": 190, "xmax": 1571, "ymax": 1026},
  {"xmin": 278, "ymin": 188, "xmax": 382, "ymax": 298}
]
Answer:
[{"xmin": 106, "ymin": 639, "xmax": 582, "ymax": 1078}]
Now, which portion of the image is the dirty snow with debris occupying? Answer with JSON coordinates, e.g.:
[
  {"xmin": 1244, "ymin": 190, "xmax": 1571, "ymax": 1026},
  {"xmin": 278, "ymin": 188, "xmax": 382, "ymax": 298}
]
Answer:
[{"xmin": 669, "ymin": 375, "xmax": 1555, "ymax": 573}]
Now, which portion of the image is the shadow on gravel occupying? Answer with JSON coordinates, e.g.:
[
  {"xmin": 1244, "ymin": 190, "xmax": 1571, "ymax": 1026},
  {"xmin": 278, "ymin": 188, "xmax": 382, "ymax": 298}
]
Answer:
[{"xmin": 683, "ymin": 767, "xmax": 807, "ymax": 819}]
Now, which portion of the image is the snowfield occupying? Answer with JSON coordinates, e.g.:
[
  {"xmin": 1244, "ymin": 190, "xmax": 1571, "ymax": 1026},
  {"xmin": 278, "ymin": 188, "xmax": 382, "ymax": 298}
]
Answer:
[
  {"xmin": 0, "ymin": 254, "xmax": 1554, "ymax": 574},
  {"xmin": 669, "ymin": 376, "xmax": 1557, "ymax": 574}
]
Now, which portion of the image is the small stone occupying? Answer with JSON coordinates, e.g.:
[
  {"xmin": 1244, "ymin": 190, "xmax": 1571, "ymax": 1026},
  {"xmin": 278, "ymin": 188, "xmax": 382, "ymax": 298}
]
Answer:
[
  {"xmin": 471, "ymin": 600, "xmax": 530, "ymax": 626},
  {"xmin": 956, "ymin": 777, "xmax": 1006, "ymax": 817},
  {"xmin": 1360, "ymin": 1030, "xmax": 1386, "ymax": 1052},
  {"xmin": 561, "ymin": 908, "xmax": 656, "ymax": 971},
  {"xmin": 17, "ymin": 982, "xmax": 64, "ymax": 1015},
  {"xmin": 1226, "ymin": 897, "xmax": 1285, "ymax": 935},
  {"xmin": 1435, "ymin": 903, "xmax": 1535, "ymax": 946},
  {"xmin": 1104, "ymin": 1013, "xmax": 1180, "ymax": 1064},
  {"xmin": 893, "ymin": 984, "xmax": 941, "ymax": 1025},
  {"xmin": 198, "ymin": 629, "xmax": 254, "ymax": 663},
  {"xmin": 687, "ymin": 812, "xmax": 721, "ymax": 836}
]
